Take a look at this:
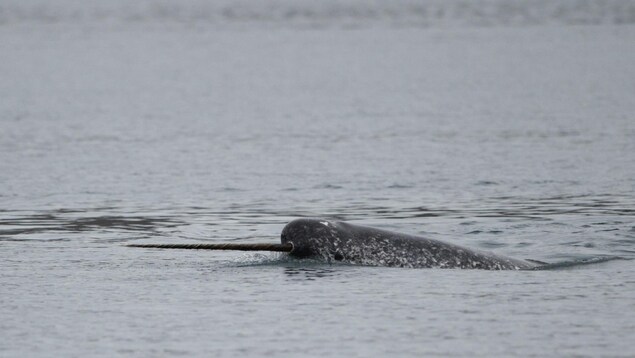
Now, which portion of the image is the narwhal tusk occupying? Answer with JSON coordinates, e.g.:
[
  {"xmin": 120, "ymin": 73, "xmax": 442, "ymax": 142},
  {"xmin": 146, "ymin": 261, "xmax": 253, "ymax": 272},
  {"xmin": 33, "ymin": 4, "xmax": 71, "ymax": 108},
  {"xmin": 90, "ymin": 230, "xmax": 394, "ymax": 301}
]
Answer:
[{"xmin": 127, "ymin": 242, "xmax": 293, "ymax": 252}]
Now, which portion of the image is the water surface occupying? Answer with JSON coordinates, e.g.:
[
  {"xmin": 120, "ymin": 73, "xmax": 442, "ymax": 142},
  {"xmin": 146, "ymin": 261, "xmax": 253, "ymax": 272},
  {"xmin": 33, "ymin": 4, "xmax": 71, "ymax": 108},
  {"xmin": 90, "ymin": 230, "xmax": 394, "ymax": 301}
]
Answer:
[{"xmin": 1, "ymin": 1, "xmax": 635, "ymax": 356}]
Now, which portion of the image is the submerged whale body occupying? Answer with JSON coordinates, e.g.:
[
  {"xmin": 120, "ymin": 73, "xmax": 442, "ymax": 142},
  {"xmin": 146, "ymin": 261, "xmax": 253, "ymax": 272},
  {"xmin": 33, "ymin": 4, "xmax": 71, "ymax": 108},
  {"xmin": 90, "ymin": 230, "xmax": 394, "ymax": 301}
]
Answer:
[
  {"xmin": 282, "ymin": 218, "xmax": 539, "ymax": 270},
  {"xmin": 129, "ymin": 218, "xmax": 541, "ymax": 270}
]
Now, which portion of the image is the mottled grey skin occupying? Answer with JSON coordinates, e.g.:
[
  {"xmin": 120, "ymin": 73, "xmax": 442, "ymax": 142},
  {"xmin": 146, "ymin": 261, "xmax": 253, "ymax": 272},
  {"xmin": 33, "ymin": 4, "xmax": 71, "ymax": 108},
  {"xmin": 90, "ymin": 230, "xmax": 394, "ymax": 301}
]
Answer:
[{"xmin": 281, "ymin": 218, "xmax": 540, "ymax": 270}]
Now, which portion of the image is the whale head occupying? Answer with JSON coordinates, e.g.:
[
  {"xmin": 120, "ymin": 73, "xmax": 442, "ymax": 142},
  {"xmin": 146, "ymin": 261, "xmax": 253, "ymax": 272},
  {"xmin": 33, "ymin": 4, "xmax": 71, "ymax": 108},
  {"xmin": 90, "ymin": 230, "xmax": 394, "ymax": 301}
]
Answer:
[{"xmin": 281, "ymin": 218, "xmax": 343, "ymax": 259}]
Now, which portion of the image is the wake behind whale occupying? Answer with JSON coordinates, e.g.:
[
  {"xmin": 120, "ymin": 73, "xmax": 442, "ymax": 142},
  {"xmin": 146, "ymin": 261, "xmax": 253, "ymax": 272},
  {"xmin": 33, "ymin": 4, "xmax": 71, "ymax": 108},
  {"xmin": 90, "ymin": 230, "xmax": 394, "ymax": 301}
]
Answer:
[{"xmin": 129, "ymin": 218, "xmax": 543, "ymax": 270}]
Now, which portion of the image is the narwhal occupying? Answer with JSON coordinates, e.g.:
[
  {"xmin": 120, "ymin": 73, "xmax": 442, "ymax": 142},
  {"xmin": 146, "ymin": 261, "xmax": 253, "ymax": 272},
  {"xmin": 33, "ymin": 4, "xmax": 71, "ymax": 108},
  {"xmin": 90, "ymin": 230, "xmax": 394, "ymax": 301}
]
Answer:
[{"xmin": 129, "ymin": 218, "xmax": 542, "ymax": 270}]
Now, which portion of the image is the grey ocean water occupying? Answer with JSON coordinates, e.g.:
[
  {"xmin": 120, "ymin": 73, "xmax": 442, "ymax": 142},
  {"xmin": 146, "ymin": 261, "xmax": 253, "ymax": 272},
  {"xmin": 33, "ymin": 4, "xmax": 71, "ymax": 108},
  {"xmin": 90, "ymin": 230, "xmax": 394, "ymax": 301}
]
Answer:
[{"xmin": 2, "ymin": 0, "xmax": 635, "ymax": 356}]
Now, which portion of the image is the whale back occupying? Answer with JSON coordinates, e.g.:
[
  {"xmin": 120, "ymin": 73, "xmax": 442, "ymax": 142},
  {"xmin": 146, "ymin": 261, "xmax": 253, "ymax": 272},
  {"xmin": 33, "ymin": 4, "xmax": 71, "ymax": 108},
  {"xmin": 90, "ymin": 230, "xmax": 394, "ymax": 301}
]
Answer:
[{"xmin": 281, "ymin": 218, "xmax": 538, "ymax": 270}]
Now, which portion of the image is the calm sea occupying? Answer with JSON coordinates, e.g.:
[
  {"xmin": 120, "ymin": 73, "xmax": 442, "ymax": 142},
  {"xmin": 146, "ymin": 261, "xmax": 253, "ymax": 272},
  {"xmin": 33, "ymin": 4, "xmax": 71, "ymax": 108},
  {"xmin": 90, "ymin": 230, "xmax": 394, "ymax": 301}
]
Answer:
[{"xmin": 1, "ymin": 0, "xmax": 634, "ymax": 356}]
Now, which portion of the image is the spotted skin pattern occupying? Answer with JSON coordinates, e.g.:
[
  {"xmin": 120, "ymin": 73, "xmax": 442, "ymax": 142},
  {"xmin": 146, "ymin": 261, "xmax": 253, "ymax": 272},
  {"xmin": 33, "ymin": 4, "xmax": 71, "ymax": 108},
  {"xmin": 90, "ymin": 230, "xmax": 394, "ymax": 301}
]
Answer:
[{"xmin": 281, "ymin": 218, "xmax": 539, "ymax": 270}]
